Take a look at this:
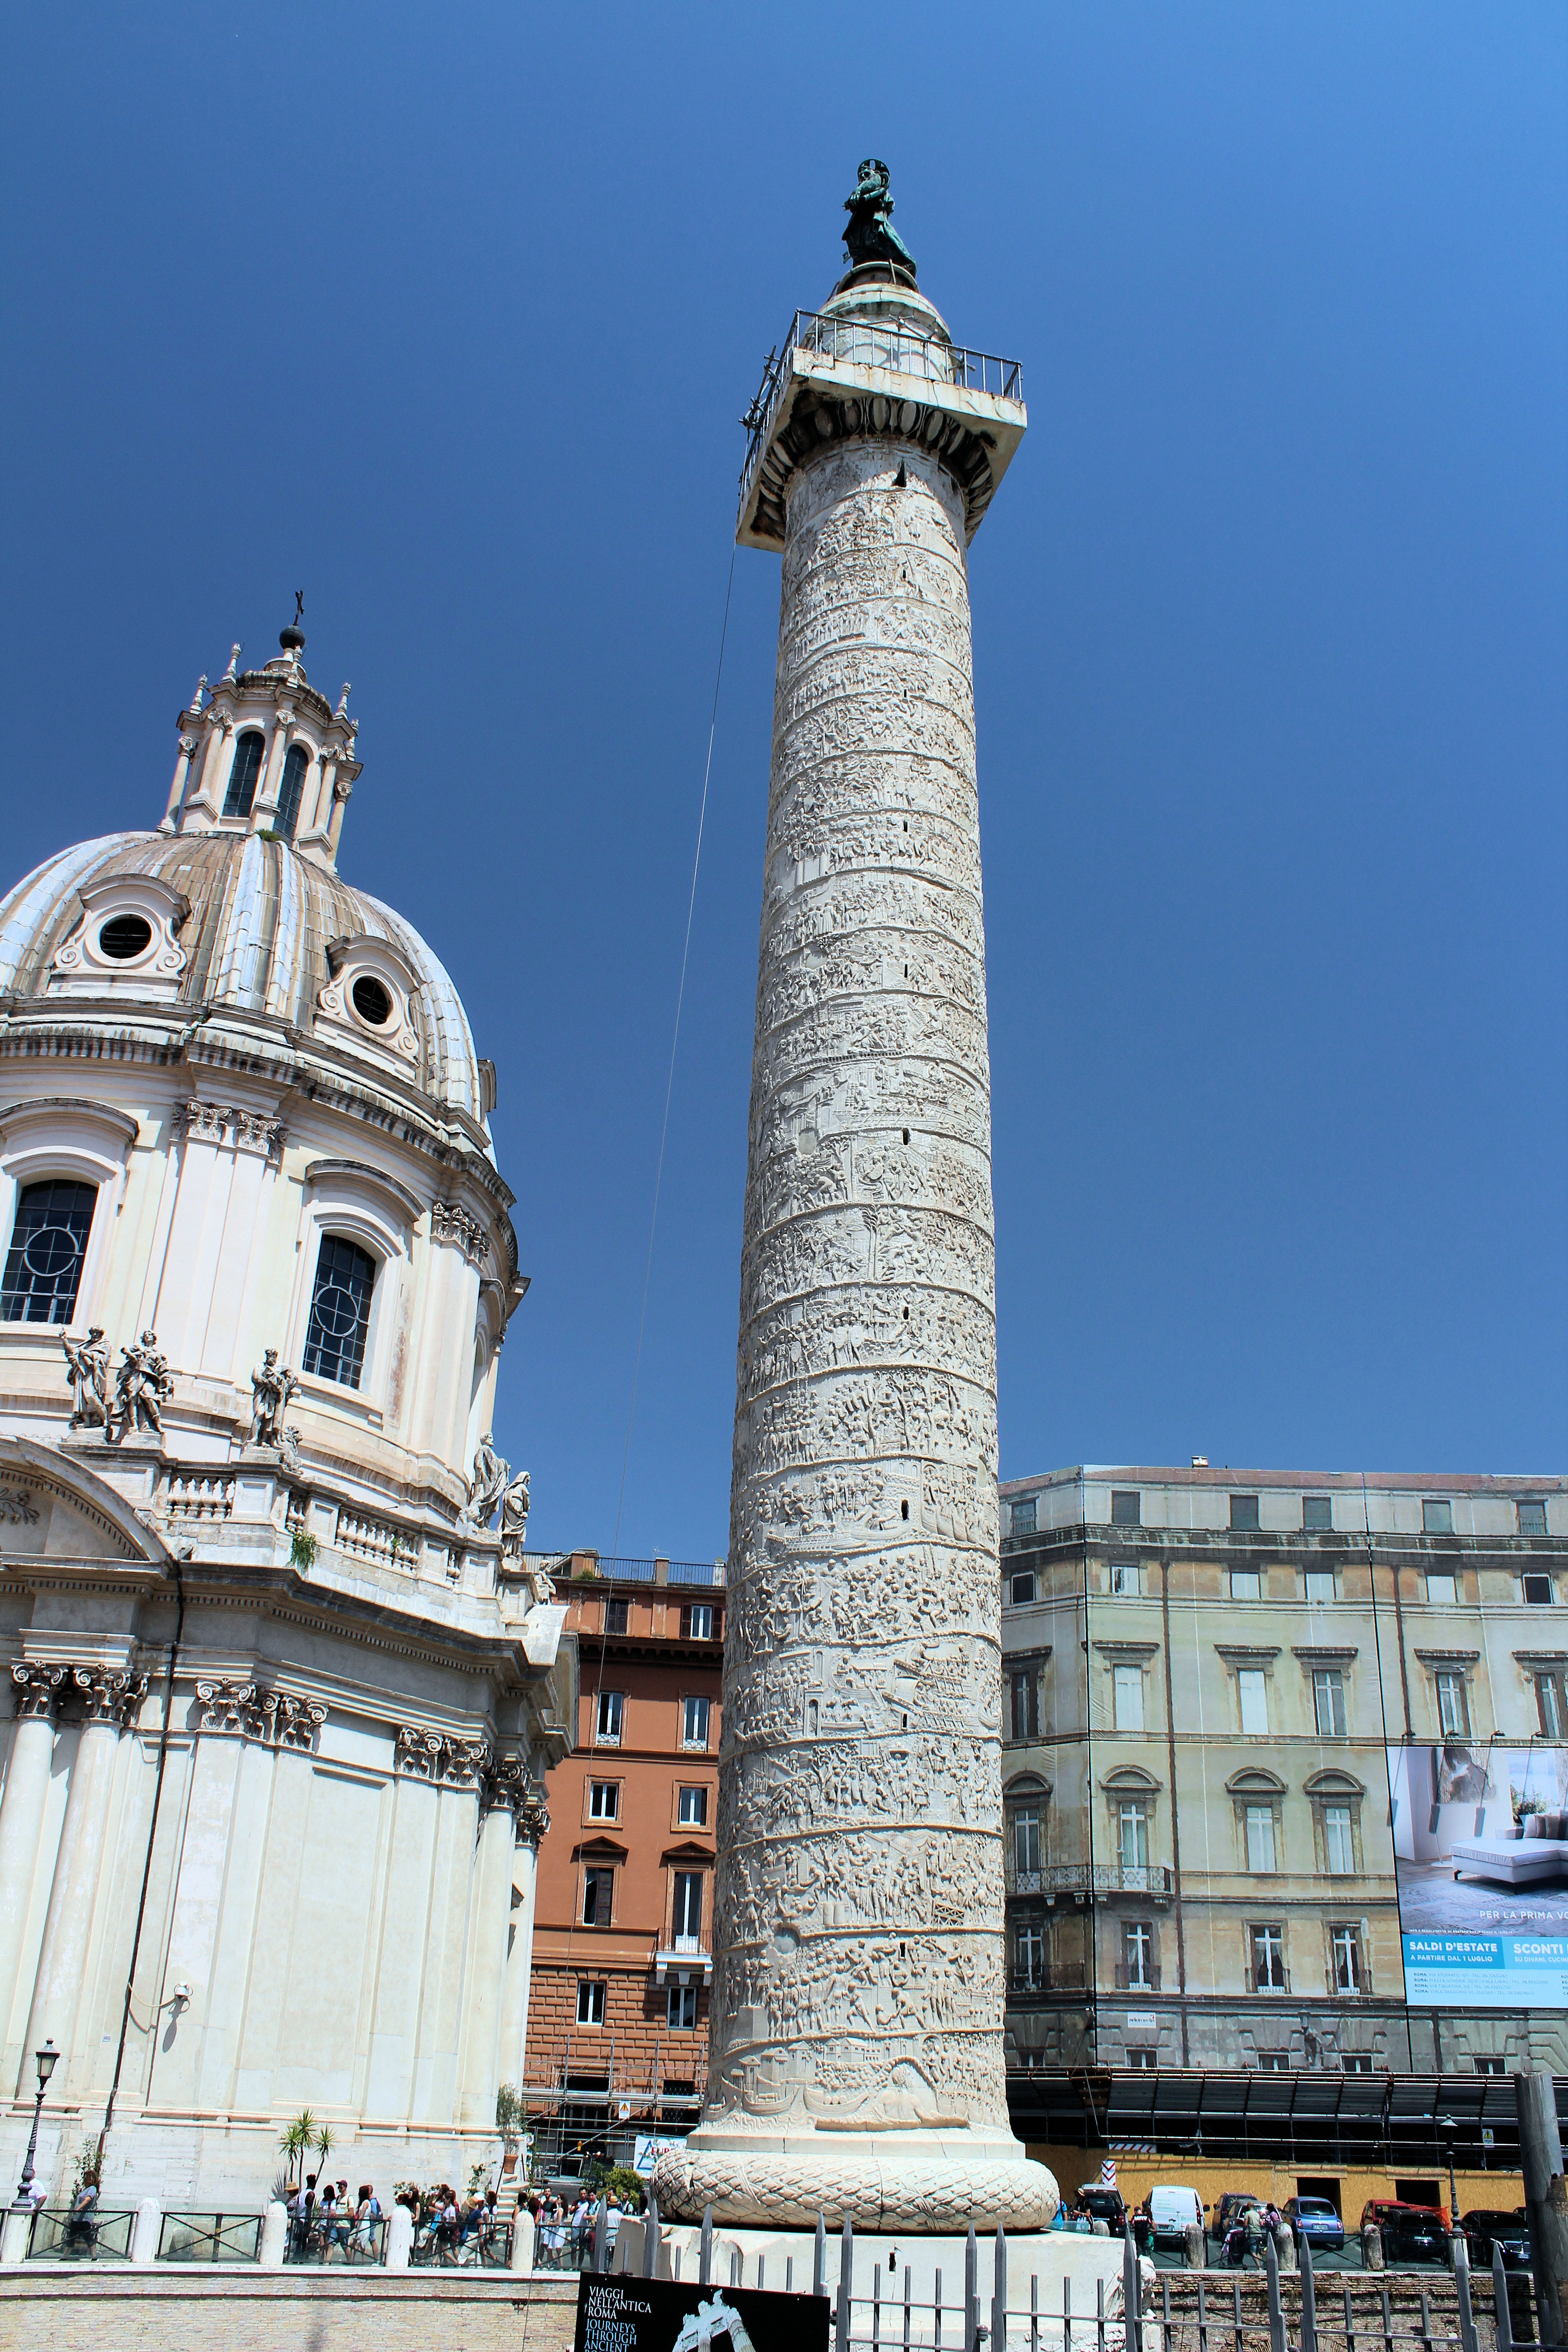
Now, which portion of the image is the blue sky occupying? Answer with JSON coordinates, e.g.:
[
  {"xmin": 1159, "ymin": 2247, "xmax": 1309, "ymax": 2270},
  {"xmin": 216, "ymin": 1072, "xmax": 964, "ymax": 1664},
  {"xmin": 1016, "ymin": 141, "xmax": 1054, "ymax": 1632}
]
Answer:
[{"xmin": 3, "ymin": 5, "xmax": 1563, "ymax": 1557}]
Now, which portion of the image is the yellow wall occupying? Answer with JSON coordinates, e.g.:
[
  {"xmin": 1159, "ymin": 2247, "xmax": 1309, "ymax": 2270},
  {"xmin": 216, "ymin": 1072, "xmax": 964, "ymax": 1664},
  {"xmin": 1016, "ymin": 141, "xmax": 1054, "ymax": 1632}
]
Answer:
[{"xmin": 1028, "ymin": 2144, "xmax": 1521, "ymax": 2226}]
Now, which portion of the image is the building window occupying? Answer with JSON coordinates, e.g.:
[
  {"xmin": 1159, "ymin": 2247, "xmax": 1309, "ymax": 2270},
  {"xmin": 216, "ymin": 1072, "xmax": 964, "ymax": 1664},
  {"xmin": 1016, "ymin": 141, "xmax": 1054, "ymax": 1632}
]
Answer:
[
  {"xmin": 1231, "ymin": 1493, "xmax": 1260, "ymax": 1531},
  {"xmin": 1303, "ymin": 1496, "xmax": 1333, "ymax": 1532},
  {"xmin": 276, "ymin": 742, "xmax": 310, "ymax": 841},
  {"xmin": 667, "ymin": 1983, "xmax": 698, "ymax": 2029},
  {"xmin": 1128, "ymin": 2048, "xmax": 1158, "ymax": 2071},
  {"xmin": 683, "ymin": 1602, "xmax": 715, "ymax": 1640},
  {"xmin": 581, "ymin": 1868, "xmax": 613, "ymax": 1926},
  {"xmin": 576, "ymin": 1980, "xmax": 606, "ymax": 2026},
  {"xmin": 1330, "ymin": 1923, "xmax": 1362, "ymax": 1994},
  {"xmin": 1013, "ymin": 1918, "xmax": 1045, "ymax": 1990},
  {"xmin": 1343, "ymin": 2054, "xmax": 1374, "ymax": 2075},
  {"xmin": 1423, "ymin": 1499, "xmax": 1453, "ymax": 1535},
  {"xmin": 1010, "ymin": 1668, "xmax": 1041, "ymax": 1740},
  {"xmin": 1257, "ymin": 2052, "xmax": 1289, "ymax": 2072},
  {"xmin": 1304, "ymin": 1569, "xmax": 1337, "ymax": 1603},
  {"xmin": 1250, "ymin": 1924, "xmax": 1287, "ymax": 1991},
  {"xmin": 1013, "ymin": 1806, "xmax": 1042, "ymax": 1877},
  {"xmin": 301, "ymin": 1234, "xmax": 376, "ymax": 1388},
  {"xmin": 595, "ymin": 1690, "xmax": 624, "ymax": 1745},
  {"xmin": 605, "ymin": 1597, "xmax": 629, "ymax": 1633},
  {"xmin": 1435, "ymin": 1671, "xmax": 1470, "ymax": 1738},
  {"xmin": 223, "ymin": 729, "xmax": 265, "ymax": 818},
  {"xmin": 1313, "ymin": 1668, "xmax": 1348, "ymax": 1738},
  {"xmin": 1524, "ymin": 1574, "xmax": 1557, "ymax": 1607},
  {"xmin": 1230, "ymin": 1569, "xmax": 1261, "ymax": 1601},
  {"xmin": 1117, "ymin": 1801, "xmax": 1149, "ymax": 1871},
  {"xmin": 1008, "ymin": 1569, "xmax": 1036, "ymax": 1605},
  {"xmin": 1475, "ymin": 2056, "xmax": 1507, "ymax": 2077},
  {"xmin": 672, "ymin": 1870, "xmax": 703, "ymax": 1947},
  {"xmin": 1109, "ymin": 1561, "xmax": 1138, "ymax": 1597},
  {"xmin": 1323, "ymin": 1803, "xmax": 1355, "ymax": 1875},
  {"xmin": 1537, "ymin": 1674, "xmax": 1568, "ymax": 1740},
  {"xmin": 1112, "ymin": 1663, "xmax": 1145, "ymax": 1731},
  {"xmin": 1425, "ymin": 1572, "xmax": 1458, "ymax": 1606},
  {"xmin": 682, "ymin": 1695, "xmax": 711, "ymax": 1749},
  {"xmin": 1245, "ymin": 1804, "xmax": 1278, "ymax": 1873},
  {"xmin": 588, "ymin": 1780, "xmax": 619, "ymax": 1821},
  {"xmin": 1111, "ymin": 1490, "xmax": 1141, "ymax": 1527},
  {"xmin": 1238, "ymin": 1669, "xmax": 1269, "ymax": 1735},
  {"xmin": 1012, "ymin": 1495, "xmax": 1037, "ymax": 1536},
  {"xmin": 1, "ymin": 1179, "xmax": 97, "ymax": 1324},
  {"xmin": 1519, "ymin": 1501, "xmax": 1548, "ymax": 1537},
  {"xmin": 1124, "ymin": 1921, "xmax": 1155, "ymax": 1990},
  {"xmin": 677, "ymin": 1784, "xmax": 708, "ymax": 1827}
]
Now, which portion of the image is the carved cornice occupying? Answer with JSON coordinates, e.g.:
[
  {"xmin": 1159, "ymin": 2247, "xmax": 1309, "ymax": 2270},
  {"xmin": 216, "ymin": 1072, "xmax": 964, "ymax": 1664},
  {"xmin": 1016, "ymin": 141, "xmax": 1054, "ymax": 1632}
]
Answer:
[
  {"xmin": 11, "ymin": 1662, "xmax": 68, "ymax": 1720},
  {"xmin": 177, "ymin": 1100, "xmax": 286, "ymax": 1162},
  {"xmin": 431, "ymin": 1200, "xmax": 488, "ymax": 1266},
  {"xmin": 195, "ymin": 1678, "xmax": 327, "ymax": 1750},
  {"xmin": 75, "ymin": 1666, "xmax": 148, "ymax": 1728}
]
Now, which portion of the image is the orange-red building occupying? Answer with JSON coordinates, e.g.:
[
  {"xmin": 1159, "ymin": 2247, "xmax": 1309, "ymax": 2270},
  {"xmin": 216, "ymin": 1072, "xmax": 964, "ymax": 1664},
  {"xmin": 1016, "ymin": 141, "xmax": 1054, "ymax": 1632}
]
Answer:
[{"xmin": 525, "ymin": 1554, "xmax": 723, "ymax": 2171}]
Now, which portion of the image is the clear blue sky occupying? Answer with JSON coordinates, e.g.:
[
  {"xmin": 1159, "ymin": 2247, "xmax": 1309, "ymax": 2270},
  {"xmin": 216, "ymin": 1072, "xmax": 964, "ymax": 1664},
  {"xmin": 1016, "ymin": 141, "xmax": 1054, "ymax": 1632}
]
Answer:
[{"xmin": 4, "ymin": 5, "xmax": 1563, "ymax": 1556}]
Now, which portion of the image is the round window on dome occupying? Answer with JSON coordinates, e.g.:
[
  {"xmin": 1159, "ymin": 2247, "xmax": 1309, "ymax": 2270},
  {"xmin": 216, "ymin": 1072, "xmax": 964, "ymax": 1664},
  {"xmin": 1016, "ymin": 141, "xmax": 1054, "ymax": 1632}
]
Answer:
[
  {"xmin": 98, "ymin": 914, "xmax": 153, "ymax": 961},
  {"xmin": 351, "ymin": 974, "xmax": 394, "ymax": 1027}
]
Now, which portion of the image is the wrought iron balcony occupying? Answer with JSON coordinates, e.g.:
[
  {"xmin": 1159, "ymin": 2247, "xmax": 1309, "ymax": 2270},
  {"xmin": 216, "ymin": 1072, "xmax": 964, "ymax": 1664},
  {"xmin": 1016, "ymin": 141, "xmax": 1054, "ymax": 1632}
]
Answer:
[{"xmin": 1006, "ymin": 1862, "xmax": 1173, "ymax": 1902}]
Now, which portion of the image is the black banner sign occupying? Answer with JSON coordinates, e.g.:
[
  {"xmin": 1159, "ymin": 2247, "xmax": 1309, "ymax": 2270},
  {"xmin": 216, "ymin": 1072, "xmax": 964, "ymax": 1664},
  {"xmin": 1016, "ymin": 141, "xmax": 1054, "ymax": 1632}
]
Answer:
[{"xmin": 573, "ymin": 2272, "xmax": 831, "ymax": 2352}]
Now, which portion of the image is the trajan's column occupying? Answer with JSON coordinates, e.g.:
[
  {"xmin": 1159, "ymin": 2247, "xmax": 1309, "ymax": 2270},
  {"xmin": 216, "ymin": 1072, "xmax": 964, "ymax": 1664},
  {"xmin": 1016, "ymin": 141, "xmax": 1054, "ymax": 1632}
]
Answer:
[{"xmin": 655, "ymin": 167, "xmax": 1047, "ymax": 2245}]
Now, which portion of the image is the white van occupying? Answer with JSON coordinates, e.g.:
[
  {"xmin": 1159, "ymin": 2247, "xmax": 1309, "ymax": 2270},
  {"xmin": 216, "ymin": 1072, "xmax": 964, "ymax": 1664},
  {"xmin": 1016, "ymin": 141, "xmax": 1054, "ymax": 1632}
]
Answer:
[{"xmin": 1145, "ymin": 2185, "xmax": 1204, "ymax": 2248}]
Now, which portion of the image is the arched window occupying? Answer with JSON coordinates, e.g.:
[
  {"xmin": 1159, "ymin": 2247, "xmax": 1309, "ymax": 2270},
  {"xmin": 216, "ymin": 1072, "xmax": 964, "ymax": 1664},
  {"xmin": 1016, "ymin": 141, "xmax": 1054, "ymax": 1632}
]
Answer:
[
  {"xmin": 1, "ymin": 1179, "xmax": 98, "ymax": 1323},
  {"xmin": 223, "ymin": 730, "xmax": 266, "ymax": 819},
  {"xmin": 276, "ymin": 744, "xmax": 309, "ymax": 842},
  {"xmin": 302, "ymin": 1234, "xmax": 376, "ymax": 1388}
]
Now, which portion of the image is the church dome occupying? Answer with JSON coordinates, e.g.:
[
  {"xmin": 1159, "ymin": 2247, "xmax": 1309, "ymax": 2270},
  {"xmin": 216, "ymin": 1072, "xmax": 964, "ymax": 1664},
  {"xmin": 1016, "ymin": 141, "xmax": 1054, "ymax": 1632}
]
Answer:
[{"xmin": 0, "ymin": 828, "xmax": 490, "ymax": 1132}]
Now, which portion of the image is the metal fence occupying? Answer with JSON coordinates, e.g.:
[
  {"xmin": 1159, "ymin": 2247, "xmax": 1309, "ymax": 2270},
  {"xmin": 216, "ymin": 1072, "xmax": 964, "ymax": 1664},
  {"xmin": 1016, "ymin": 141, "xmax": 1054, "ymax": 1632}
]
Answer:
[
  {"xmin": 156, "ymin": 2210, "xmax": 263, "ymax": 2263},
  {"xmin": 601, "ymin": 2200, "xmax": 1530, "ymax": 2352},
  {"xmin": 740, "ymin": 310, "xmax": 1024, "ymax": 500},
  {"xmin": 25, "ymin": 2206, "xmax": 135, "ymax": 2260}
]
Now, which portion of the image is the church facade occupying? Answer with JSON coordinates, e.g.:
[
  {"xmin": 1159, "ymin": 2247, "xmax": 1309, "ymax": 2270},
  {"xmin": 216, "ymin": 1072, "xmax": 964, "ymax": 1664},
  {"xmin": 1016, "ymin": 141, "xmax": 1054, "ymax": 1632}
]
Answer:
[{"xmin": 0, "ymin": 624, "xmax": 573, "ymax": 2206}]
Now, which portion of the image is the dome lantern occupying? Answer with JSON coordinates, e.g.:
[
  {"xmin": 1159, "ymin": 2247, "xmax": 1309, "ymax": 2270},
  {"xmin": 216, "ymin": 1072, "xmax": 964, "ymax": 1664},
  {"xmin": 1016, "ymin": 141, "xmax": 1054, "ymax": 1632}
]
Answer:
[{"xmin": 160, "ymin": 613, "xmax": 362, "ymax": 869}]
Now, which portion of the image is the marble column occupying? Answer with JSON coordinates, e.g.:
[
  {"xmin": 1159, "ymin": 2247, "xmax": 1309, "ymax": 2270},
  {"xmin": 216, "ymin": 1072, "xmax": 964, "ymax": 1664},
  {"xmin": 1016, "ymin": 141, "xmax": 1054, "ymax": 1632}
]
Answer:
[
  {"xmin": 655, "ymin": 271, "xmax": 1046, "ymax": 2236},
  {"xmin": 0, "ymin": 1668, "xmax": 67, "ymax": 2075},
  {"xmin": 458, "ymin": 1758, "xmax": 523, "ymax": 2126},
  {"xmin": 19, "ymin": 1669, "xmax": 145, "ymax": 2095},
  {"xmin": 497, "ymin": 1792, "xmax": 549, "ymax": 2093}
]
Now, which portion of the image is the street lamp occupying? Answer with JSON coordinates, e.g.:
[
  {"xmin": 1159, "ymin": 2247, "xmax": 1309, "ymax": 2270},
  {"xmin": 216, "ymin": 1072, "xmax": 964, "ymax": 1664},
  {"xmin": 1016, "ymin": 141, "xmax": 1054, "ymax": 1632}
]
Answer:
[
  {"xmin": 1439, "ymin": 2113, "xmax": 1458, "ymax": 2235},
  {"xmin": 13, "ymin": 2042, "xmax": 58, "ymax": 2209}
]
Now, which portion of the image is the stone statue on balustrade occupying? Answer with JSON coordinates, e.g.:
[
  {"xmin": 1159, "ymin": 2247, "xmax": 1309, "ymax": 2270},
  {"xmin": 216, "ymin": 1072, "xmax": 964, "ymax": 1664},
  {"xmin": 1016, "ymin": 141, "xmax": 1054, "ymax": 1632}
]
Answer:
[
  {"xmin": 500, "ymin": 1470, "xmax": 554, "ymax": 1604},
  {"xmin": 461, "ymin": 1431, "xmax": 510, "ymax": 1530},
  {"xmin": 247, "ymin": 1348, "xmax": 301, "ymax": 1450},
  {"xmin": 111, "ymin": 1330, "xmax": 173, "ymax": 1442},
  {"xmin": 61, "ymin": 1327, "xmax": 109, "ymax": 1429},
  {"xmin": 843, "ymin": 158, "xmax": 918, "ymax": 276}
]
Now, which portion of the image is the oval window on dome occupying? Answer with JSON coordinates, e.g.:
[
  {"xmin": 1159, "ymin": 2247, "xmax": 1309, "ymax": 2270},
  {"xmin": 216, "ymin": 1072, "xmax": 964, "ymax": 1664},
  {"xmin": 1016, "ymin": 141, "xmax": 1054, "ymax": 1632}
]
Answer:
[
  {"xmin": 98, "ymin": 914, "xmax": 153, "ymax": 961},
  {"xmin": 352, "ymin": 974, "xmax": 393, "ymax": 1027}
]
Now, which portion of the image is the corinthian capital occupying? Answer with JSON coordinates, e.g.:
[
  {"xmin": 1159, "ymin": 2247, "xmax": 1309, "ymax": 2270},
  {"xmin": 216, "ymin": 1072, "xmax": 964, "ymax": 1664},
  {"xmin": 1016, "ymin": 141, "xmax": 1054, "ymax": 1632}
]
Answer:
[
  {"xmin": 517, "ymin": 1790, "xmax": 551, "ymax": 1848},
  {"xmin": 11, "ymin": 1663, "xmax": 68, "ymax": 1721},
  {"xmin": 74, "ymin": 1666, "xmax": 148, "ymax": 1729}
]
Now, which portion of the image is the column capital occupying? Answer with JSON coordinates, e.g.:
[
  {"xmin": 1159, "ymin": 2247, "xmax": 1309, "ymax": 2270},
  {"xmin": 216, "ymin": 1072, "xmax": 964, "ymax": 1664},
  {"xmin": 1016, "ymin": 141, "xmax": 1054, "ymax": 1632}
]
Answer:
[
  {"xmin": 479, "ymin": 1753, "xmax": 527, "ymax": 1818},
  {"xmin": 393, "ymin": 1725, "xmax": 491, "ymax": 1787},
  {"xmin": 195, "ymin": 1678, "xmax": 324, "ymax": 1751},
  {"xmin": 11, "ymin": 1663, "xmax": 68, "ymax": 1721},
  {"xmin": 516, "ymin": 1790, "xmax": 551, "ymax": 1848},
  {"xmin": 74, "ymin": 1666, "xmax": 147, "ymax": 1729}
]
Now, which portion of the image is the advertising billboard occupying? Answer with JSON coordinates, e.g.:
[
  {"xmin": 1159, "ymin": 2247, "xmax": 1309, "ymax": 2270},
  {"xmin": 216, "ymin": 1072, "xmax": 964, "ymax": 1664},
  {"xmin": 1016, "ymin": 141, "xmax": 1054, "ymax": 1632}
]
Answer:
[{"xmin": 1389, "ymin": 1743, "xmax": 1568, "ymax": 2009}]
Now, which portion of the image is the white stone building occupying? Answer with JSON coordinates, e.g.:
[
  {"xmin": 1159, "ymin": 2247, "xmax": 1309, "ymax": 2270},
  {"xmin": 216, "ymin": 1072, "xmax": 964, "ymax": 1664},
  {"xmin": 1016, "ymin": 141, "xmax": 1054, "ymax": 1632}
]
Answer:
[{"xmin": 0, "ymin": 623, "xmax": 573, "ymax": 2208}]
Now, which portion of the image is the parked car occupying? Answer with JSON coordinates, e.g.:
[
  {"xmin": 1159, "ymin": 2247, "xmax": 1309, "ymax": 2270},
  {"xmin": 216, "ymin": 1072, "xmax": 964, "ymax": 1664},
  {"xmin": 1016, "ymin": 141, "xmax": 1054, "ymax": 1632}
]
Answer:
[
  {"xmin": 1213, "ymin": 2195, "xmax": 1266, "ymax": 2266},
  {"xmin": 1463, "ymin": 2209, "xmax": 1530, "ymax": 2270},
  {"xmin": 1284, "ymin": 2197, "xmax": 1345, "ymax": 2253},
  {"xmin": 1073, "ymin": 2185, "xmax": 1129, "ymax": 2238},
  {"xmin": 1141, "ymin": 2185, "xmax": 1204, "ymax": 2250},
  {"xmin": 1213, "ymin": 2193, "xmax": 1263, "ymax": 2239},
  {"xmin": 1360, "ymin": 2200, "xmax": 1449, "ymax": 2262}
]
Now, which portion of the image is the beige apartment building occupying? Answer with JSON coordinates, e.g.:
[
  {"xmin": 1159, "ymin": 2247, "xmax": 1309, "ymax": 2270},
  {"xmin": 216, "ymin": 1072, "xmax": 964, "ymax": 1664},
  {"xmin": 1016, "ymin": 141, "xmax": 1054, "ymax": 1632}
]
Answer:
[{"xmin": 997, "ymin": 1466, "xmax": 1568, "ymax": 2088}]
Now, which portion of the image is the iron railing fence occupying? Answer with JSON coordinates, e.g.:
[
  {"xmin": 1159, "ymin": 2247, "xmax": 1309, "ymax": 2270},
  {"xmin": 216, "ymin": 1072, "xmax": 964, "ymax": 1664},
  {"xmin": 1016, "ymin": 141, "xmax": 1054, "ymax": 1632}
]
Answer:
[
  {"xmin": 156, "ymin": 2209, "xmax": 263, "ymax": 2263},
  {"xmin": 282, "ymin": 2207, "xmax": 387, "ymax": 2264},
  {"xmin": 595, "ymin": 2198, "xmax": 1528, "ymax": 2352},
  {"xmin": 25, "ymin": 2206, "xmax": 135, "ymax": 2260},
  {"xmin": 740, "ymin": 309, "xmax": 1024, "ymax": 502}
]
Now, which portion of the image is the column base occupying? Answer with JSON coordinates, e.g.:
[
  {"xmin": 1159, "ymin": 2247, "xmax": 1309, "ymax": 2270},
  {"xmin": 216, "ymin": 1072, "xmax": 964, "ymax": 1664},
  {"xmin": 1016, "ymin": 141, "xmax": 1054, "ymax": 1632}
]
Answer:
[{"xmin": 652, "ymin": 2126, "xmax": 1058, "ymax": 2234}]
